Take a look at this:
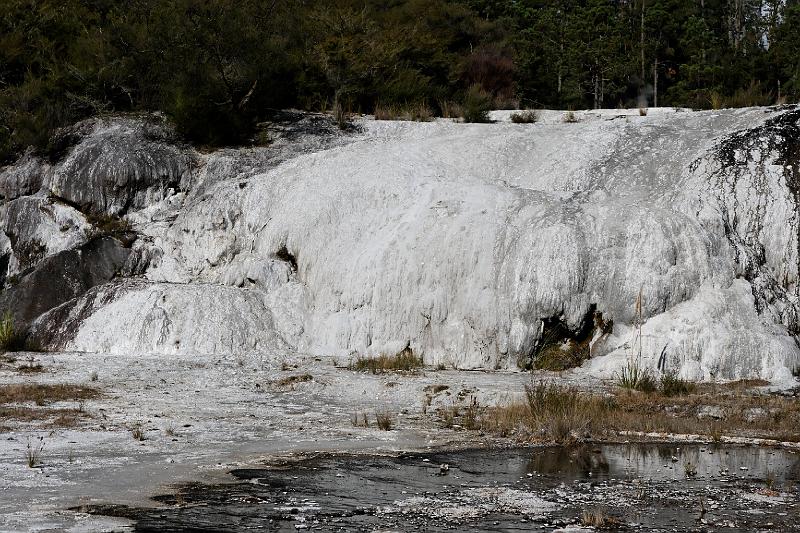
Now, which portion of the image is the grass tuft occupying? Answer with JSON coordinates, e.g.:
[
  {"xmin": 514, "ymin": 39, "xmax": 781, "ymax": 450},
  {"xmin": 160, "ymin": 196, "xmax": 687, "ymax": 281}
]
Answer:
[
  {"xmin": 582, "ymin": 508, "xmax": 623, "ymax": 529},
  {"xmin": 660, "ymin": 370, "xmax": 695, "ymax": 396},
  {"xmin": 25, "ymin": 436, "xmax": 45, "ymax": 468},
  {"xmin": 350, "ymin": 347, "xmax": 423, "ymax": 374},
  {"xmin": 131, "ymin": 424, "xmax": 145, "ymax": 441},
  {"xmin": 375, "ymin": 411, "xmax": 393, "ymax": 431},
  {"xmin": 510, "ymin": 109, "xmax": 538, "ymax": 123},
  {"xmin": 615, "ymin": 360, "xmax": 657, "ymax": 392}
]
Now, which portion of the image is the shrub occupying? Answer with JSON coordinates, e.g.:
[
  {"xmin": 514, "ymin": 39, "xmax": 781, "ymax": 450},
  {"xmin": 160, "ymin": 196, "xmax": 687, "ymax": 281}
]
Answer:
[
  {"xmin": 510, "ymin": 109, "xmax": 538, "ymax": 123},
  {"xmin": 462, "ymin": 84, "xmax": 492, "ymax": 123},
  {"xmin": 615, "ymin": 360, "xmax": 657, "ymax": 392},
  {"xmin": 131, "ymin": 424, "xmax": 145, "ymax": 441},
  {"xmin": 660, "ymin": 370, "xmax": 695, "ymax": 396}
]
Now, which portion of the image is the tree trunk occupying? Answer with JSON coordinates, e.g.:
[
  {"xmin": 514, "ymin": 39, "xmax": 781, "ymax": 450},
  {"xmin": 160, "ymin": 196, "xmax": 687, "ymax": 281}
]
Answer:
[{"xmin": 653, "ymin": 58, "xmax": 658, "ymax": 107}]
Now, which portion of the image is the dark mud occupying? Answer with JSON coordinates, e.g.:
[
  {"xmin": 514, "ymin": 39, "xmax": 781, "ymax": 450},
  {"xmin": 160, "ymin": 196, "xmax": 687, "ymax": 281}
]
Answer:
[{"xmin": 81, "ymin": 444, "xmax": 800, "ymax": 532}]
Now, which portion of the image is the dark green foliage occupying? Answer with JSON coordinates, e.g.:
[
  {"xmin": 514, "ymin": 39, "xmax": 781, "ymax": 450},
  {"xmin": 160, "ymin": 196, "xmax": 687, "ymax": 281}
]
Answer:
[
  {"xmin": 463, "ymin": 84, "xmax": 493, "ymax": 122},
  {"xmin": 0, "ymin": 0, "xmax": 798, "ymax": 162}
]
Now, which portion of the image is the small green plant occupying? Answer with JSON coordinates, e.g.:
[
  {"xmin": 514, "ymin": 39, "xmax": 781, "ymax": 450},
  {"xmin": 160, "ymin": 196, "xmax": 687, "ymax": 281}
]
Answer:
[
  {"xmin": 462, "ymin": 84, "xmax": 493, "ymax": 123},
  {"xmin": 510, "ymin": 109, "xmax": 538, "ymax": 123},
  {"xmin": 375, "ymin": 411, "xmax": 393, "ymax": 431},
  {"xmin": 615, "ymin": 360, "xmax": 657, "ymax": 392},
  {"xmin": 563, "ymin": 110, "xmax": 579, "ymax": 123},
  {"xmin": 25, "ymin": 436, "xmax": 45, "ymax": 468}
]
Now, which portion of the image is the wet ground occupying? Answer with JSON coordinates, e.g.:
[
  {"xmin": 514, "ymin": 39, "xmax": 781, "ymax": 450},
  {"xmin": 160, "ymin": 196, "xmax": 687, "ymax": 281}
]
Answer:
[{"xmin": 82, "ymin": 443, "xmax": 799, "ymax": 532}]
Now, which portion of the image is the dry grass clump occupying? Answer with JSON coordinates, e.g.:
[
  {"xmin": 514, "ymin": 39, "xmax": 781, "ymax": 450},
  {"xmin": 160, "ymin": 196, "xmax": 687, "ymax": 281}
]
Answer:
[
  {"xmin": 131, "ymin": 423, "xmax": 145, "ymax": 441},
  {"xmin": 375, "ymin": 411, "xmax": 393, "ymax": 431},
  {"xmin": 374, "ymin": 102, "xmax": 433, "ymax": 122},
  {"xmin": 0, "ymin": 406, "xmax": 83, "ymax": 427},
  {"xmin": 0, "ymin": 383, "xmax": 99, "ymax": 428},
  {"xmin": 350, "ymin": 347, "xmax": 423, "ymax": 374},
  {"xmin": 582, "ymin": 509, "xmax": 623, "ymax": 529},
  {"xmin": 0, "ymin": 312, "xmax": 16, "ymax": 352},
  {"xmin": 0, "ymin": 383, "xmax": 99, "ymax": 406},
  {"xmin": 660, "ymin": 370, "xmax": 695, "ymax": 396},
  {"xmin": 352, "ymin": 411, "xmax": 370, "ymax": 428},
  {"xmin": 274, "ymin": 373, "xmax": 313, "ymax": 388},
  {"xmin": 615, "ymin": 360, "xmax": 657, "ymax": 392},
  {"xmin": 510, "ymin": 109, "xmax": 538, "ymax": 123},
  {"xmin": 25, "ymin": 436, "xmax": 45, "ymax": 468}
]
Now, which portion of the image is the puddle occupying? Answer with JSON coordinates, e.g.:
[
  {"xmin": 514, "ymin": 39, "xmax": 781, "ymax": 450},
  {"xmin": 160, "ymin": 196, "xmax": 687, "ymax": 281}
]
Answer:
[{"xmin": 82, "ymin": 444, "xmax": 800, "ymax": 531}]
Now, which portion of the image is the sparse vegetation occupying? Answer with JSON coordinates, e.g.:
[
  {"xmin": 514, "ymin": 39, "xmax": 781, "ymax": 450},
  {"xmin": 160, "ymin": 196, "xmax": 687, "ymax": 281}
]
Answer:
[
  {"xmin": 660, "ymin": 370, "xmax": 695, "ymax": 396},
  {"xmin": 510, "ymin": 109, "xmax": 538, "ymax": 123},
  {"xmin": 85, "ymin": 213, "xmax": 134, "ymax": 240},
  {"xmin": 18, "ymin": 355, "xmax": 44, "ymax": 373},
  {"xmin": 374, "ymin": 102, "xmax": 433, "ymax": 122},
  {"xmin": 684, "ymin": 461, "xmax": 698, "ymax": 477},
  {"xmin": 375, "ymin": 411, "xmax": 393, "ymax": 431},
  {"xmin": 462, "ymin": 84, "xmax": 493, "ymax": 123},
  {"xmin": 0, "ymin": 312, "xmax": 16, "ymax": 352},
  {"xmin": 275, "ymin": 374, "xmax": 313, "ymax": 388},
  {"xmin": 615, "ymin": 360, "xmax": 657, "ymax": 392},
  {"xmin": 581, "ymin": 508, "xmax": 623, "ymax": 529},
  {"xmin": 563, "ymin": 110, "xmax": 579, "ymax": 123},
  {"xmin": 352, "ymin": 412, "xmax": 370, "ymax": 428},
  {"xmin": 131, "ymin": 424, "xmax": 145, "ymax": 441},
  {"xmin": 350, "ymin": 347, "xmax": 423, "ymax": 374},
  {"xmin": 25, "ymin": 436, "xmax": 45, "ymax": 468},
  {"xmin": 466, "ymin": 379, "xmax": 800, "ymax": 444},
  {"xmin": 0, "ymin": 383, "xmax": 99, "ymax": 405},
  {"xmin": 0, "ymin": 384, "xmax": 98, "ymax": 429}
]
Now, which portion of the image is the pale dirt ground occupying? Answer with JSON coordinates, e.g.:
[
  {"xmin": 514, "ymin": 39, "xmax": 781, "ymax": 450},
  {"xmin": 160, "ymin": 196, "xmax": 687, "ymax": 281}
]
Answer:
[{"xmin": 0, "ymin": 350, "xmax": 599, "ymax": 532}]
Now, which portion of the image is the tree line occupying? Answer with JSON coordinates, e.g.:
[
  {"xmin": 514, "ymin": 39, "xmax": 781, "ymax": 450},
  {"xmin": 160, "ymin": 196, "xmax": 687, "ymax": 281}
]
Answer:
[{"xmin": 1, "ymin": 0, "xmax": 798, "ymax": 162}]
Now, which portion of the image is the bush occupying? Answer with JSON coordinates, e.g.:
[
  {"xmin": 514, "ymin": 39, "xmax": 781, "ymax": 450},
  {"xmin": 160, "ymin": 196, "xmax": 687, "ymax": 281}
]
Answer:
[
  {"xmin": 510, "ymin": 109, "xmax": 538, "ymax": 123},
  {"xmin": 462, "ymin": 84, "xmax": 493, "ymax": 123},
  {"xmin": 660, "ymin": 370, "xmax": 695, "ymax": 396}
]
